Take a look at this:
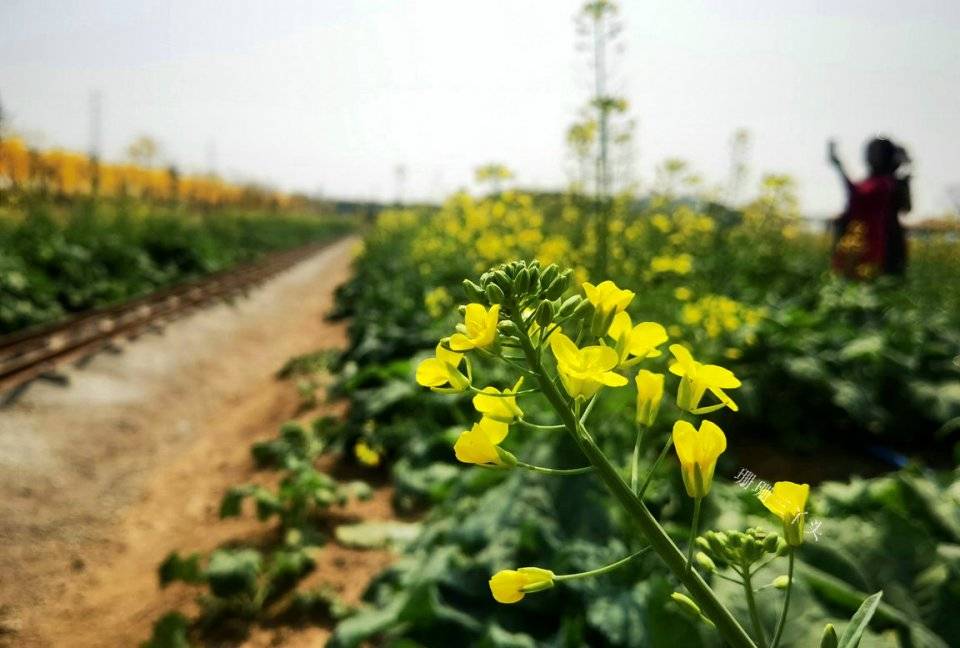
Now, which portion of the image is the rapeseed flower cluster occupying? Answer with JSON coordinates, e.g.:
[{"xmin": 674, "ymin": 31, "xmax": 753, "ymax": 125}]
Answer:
[{"xmin": 410, "ymin": 260, "xmax": 811, "ymax": 648}]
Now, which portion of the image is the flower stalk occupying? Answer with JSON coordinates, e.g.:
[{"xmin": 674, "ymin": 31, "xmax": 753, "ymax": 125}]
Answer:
[
  {"xmin": 770, "ymin": 549, "xmax": 795, "ymax": 648},
  {"xmin": 742, "ymin": 562, "xmax": 769, "ymax": 647}
]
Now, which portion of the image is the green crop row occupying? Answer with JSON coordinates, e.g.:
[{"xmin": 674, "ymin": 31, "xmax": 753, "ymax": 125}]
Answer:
[{"xmin": 0, "ymin": 196, "xmax": 354, "ymax": 335}]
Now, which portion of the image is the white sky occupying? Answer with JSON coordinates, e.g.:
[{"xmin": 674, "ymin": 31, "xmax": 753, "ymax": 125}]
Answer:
[{"xmin": 1, "ymin": 0, "xmax": 958, "ymax": 217}]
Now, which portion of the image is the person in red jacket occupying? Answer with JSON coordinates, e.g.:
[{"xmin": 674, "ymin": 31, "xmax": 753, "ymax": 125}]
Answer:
[{"xmin": 828, "ymin": 137, "xmax": 912, "ymax": 278}]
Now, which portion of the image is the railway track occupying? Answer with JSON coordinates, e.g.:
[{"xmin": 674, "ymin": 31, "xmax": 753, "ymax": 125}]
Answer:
[{"xmin": 0, "ymin": 240, "xmax": 338, "ymax": 398}]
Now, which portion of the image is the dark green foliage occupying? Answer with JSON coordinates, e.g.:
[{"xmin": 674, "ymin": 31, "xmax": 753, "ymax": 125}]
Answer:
[
  {"xmin": 159, "ymin": 552, "xmax": 205, "ymax": 586},
  {"xmin": 0, "ymin": 199, "xmax": 352, "ymax": 334},
  {"xmin": 140, "ymin": 612, "xmax": 192, "ymax": 648},
  {"xmin": 206, "ymin": 549, "xmax": 262, "ymax": 599}
]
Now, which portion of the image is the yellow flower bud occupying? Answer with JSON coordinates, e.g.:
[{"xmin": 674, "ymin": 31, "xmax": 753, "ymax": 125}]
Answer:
[
  {"xmin": 672, "ymin": 420, "xmax": 727, "ymax": 498},
  {"xmin": 634, "ymin": 370, "xmax": 664, "ymax": 426}
]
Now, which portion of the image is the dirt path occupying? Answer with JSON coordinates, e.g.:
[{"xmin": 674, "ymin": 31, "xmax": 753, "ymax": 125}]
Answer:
[{"xmin": 0, "ymin": 237, "xmax": 392, "ymax": 646}]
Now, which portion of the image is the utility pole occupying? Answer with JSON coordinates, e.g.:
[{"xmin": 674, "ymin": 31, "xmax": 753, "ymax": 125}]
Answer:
[
  {"xmin": 582, "ymin": 1, "xmax": 621, "ymax": 277},
  {"xmin": 89, "ymin": 90, "xmax": 103, "ymax": 195},
  {"xmin": 394, "ymin": 163, "xmax": 407, "ymax": 207}
]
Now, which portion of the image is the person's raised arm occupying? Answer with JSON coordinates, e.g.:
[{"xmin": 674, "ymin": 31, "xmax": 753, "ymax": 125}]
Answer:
[{"xmin": 827, "ymin": 139, "xmax": 853, "ymax": 193}]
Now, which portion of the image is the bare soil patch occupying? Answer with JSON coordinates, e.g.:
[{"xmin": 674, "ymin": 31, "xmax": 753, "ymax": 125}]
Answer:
[{"xmin": 0, "ymin": 238, "xmax": 396, "ymax": 647}]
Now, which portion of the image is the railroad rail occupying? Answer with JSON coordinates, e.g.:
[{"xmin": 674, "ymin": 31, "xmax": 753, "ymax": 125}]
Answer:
[{"xmin": 0, "ymin": 240, "xmax": 337, "ymax": 397}]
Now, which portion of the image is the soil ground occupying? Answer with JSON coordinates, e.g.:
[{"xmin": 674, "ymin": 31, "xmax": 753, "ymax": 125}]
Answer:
[{"xmin": 0, "ymin": 237, "xmax": 393, "ymax": 647}]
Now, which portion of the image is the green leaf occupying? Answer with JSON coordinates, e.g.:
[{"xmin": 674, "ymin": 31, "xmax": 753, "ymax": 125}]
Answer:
[
  {"xmin": 265, "ymin": 547, "xmax": 315, "ymax": 594},
  {"xmin": 140, "ymin": 612, "xmax": 192, "ymax": 648},
  {"xmin": 836, "ymin": 591, "xmax": 882, "ymax": 648},
  {"xmin": 839, "ymin": 335, "xmax": 885, "ymax": 361},
  {"xmin": 335, "ymin": 521, "xmax": 421, "ymax": 549},
  {"xmin": 158, "ymin": 552, "xmax": 204, "ymax": 587},
  {"xmin": 219, "ymin": 486, "xmax": 248, "ymax": 518},
  {"xmin": 205, "ymin": 549, "xmax": 262, "ymax": 599}
]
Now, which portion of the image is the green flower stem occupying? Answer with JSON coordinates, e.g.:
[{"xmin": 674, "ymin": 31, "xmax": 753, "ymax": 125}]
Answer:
[
  {"xmin": 510, "ymin": 313, "xmax": 757, "ymax": 648},
  {"xmin": 517, "ymin": 461, "xmax": 593, "ymax": 476},
  {"xmin": 686, "ymin": 496, "xmax": 702, "ymax": 577},
  {"xmin": 517, "ymin": 419, "xmax": 565, "ymax": 431},
  {"xmin": 469, "ymin": 386, "xmax": 539, "ymax": 397},
  {"xmin": 475, "ymin": 347, "xmax": 538, "ymax": 378},
  {"xmin": 749, "ymin": 554, "xmax": 778, "ymax": 577},
  {"xmin": 742, "ymin": 564, "xmax": 768, "ymax": 648},
  {"xmin": 769, "ymin": 550, "xmax": 795, "ymax": 648},
  {"xmin": 580, "ymin": 394, "xmax": 599, "ymax": 424},
  {"xmin": 637, "ymin": 436, "xmax": 674, "ymax": 500},
  {"xmin": 715, "ymin": 571, "xmax": 745, "ymax": 586},
  {"xmin": 630, "ymin": 424, "xmax": 646, "ymax": 493},
  {"xmin": 552, "ymin": 547, "xmax": 651, "ymax": 583}
]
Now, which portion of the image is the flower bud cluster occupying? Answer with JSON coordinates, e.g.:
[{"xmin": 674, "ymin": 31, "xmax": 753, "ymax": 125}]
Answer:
[
  {"xmin": 463, "ymin": 260, "xmax": 589, "ymax": 327},
  {"xmin": 696, "ymin": 527, "xmax": 786, "ymax": 571}
]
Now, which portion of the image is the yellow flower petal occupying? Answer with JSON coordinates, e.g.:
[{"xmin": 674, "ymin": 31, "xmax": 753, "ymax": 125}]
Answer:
[
  {"xmin": 549, "ymin": 332, "xmax": 581, "ymax": 367},
  {"xmin": 453, "ymin": 422, "xmax": 502, "ymax": 465},
  {"xmin": 488, "ymin": 568, "xmax": 554, "ymax": 604},
  {"xmin": 761, "ymin": 481, "xmax": 810, "ymax": 546},
  {"xmin": 628, "ymin": 322, "xmax": 668, "ymax": 357},
  {"xmin": 415, "ymin": 358, "xmax": 449, "ymax": 387},
  {"xmin": 472, "ymin": 378, "xmax": 524, "ymax": 423},
  {"xmin": 478, "ymin": 416, "xmax": 509, "ymax": 445},
  {"xmin": 489, "ymin": 570, "xmax": 525, "ymax": 604},
  {"xmin": 449, "ymin": 304, "xmax": 500, "ymax": 350}
]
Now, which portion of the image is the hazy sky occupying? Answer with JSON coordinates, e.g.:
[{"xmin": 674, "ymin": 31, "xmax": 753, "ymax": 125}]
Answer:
[{"xmin": 2, "ymin": 0, "xmax": 958, "ymax": 217}]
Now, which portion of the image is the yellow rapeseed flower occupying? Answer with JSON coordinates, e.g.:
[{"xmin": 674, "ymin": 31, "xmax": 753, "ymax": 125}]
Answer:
[
  {"xmin": 608, "ymin": 312, "xmax": 668, "ymax": 365},
  {"xmin": 674, "ymin": 287, "xmax": 693, "ymax": 301},
  {"xmin": 354, "ymin": 441, "xmax": 381, "ymax": 467},
  {"xmin": 672, "ymin": 420, "xmax": 727, "ymax": 498},
  {"xmin": 449, "ymin": 303, "xmax": 500, "ymax": 351},
  {"xmin": 582, "ymin": 280, "xmax": 635, "ymax": 319},
  {"xmin": 652, "ymin": 213, "xmax": 672, "ymax": 232},
  {"xmin": 550, "ymin": 333, "xmax": 628, "ymax": 399},
  {"xmin": 634, "ymin": 370, "xmax": 664, "ymax": 426},
  {"xmin": 489, "ymin": 567, "xmax": 555, "ymax": 604},
  {"xmin": 473, "ymin": 377, "xmax": 524, "ymax": 423},
  {"xmin": 761, "ymin": 481, "xmax": 810, "ymax": 546},
  {"xmin": 650, "ymin": 254, "xmax": 694, "ymax": 275},
  {"xmin": 668, "ymin": 344, "xmax": 741, "ymax": 413},
  {"xmin": 424, "ymin": 286, "xmax": 452, "ymax": 319},
  {"xmin": 453, "ymin": 418, "xmax": 510, "ymax": 466},
  {"xmin": 415, "ymin": 343, "xmax": 470, "ymax": 392}
]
